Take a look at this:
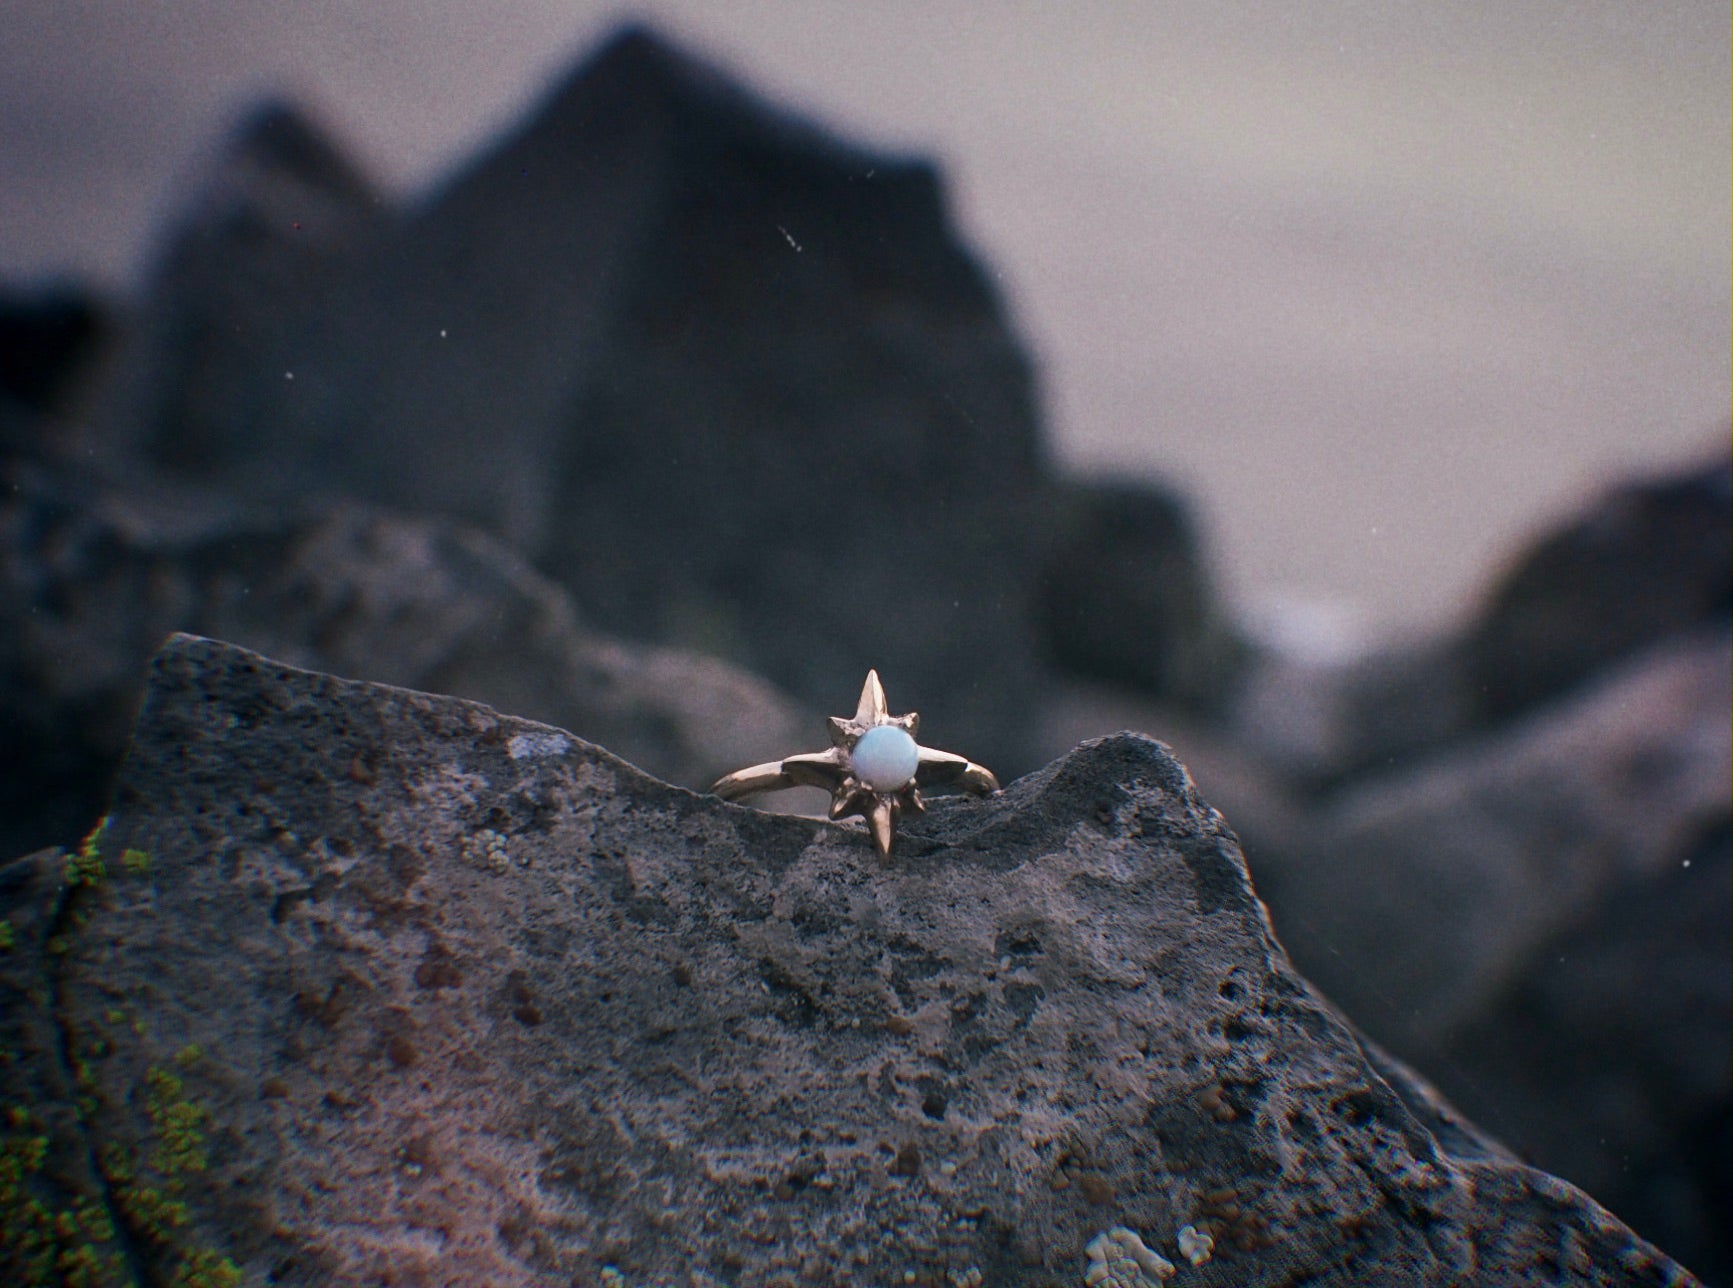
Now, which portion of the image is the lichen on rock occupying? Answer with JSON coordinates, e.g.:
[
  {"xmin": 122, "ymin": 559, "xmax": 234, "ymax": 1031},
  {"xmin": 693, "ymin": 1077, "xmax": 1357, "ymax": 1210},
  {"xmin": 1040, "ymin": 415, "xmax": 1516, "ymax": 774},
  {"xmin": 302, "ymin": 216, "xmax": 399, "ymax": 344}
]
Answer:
[
  {"xmin": 1083, "ymin": 1226, "xmax": 1175, "ymax": 1286},
  {"xmin": 0, "ymin": 635, "xmax": 1706, "ymax": 1286}
]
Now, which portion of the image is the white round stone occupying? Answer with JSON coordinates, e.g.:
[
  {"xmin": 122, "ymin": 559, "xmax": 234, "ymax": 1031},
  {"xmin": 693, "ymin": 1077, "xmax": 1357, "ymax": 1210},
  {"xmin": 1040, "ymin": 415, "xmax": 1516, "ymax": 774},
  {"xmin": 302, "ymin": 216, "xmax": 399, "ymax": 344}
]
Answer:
[{"xmin": 851, "ymin": 725, "xmax": 919, "ymax": 792}]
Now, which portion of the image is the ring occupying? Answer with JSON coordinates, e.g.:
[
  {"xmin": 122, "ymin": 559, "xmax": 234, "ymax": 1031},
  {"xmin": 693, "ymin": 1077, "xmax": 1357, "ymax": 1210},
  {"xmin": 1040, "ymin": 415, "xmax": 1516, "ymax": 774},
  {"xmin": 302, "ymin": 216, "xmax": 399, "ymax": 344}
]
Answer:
[{"xmin": 711, "ymin": 670, "xmax": 1001, "ymax": 858}]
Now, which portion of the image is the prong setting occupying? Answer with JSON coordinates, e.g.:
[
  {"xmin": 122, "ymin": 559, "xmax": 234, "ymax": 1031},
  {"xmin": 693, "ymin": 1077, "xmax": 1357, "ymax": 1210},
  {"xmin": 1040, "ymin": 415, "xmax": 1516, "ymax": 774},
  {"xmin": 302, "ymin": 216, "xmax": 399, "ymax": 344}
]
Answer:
[{"xmin": 710, "ymin": 670, "xmax": 1000, "ymax": 858}]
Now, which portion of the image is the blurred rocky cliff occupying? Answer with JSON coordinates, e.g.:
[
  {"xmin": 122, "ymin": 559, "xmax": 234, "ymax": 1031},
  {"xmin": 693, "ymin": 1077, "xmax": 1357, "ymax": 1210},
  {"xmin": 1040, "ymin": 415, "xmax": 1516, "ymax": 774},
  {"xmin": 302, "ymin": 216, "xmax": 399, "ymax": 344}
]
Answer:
[{"xmin": 2, "ymin": 21, "xmax": 1727, "ymax": 1282}]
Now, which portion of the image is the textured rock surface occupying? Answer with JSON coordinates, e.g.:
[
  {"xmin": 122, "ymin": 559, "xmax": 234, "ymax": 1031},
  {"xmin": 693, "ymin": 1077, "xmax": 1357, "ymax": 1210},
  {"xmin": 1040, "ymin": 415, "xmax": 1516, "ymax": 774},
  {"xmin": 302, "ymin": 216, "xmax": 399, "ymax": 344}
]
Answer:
[
  {"xmin": 0, "ymin": 635, "xmax": 1703, "ymax": 1285},
  {"xmin": 0, "ymin": 459, "xmax": 809, "ymax": 860},
  {"xmin": 89, "ymin": 26, "xmax": 1052, "ymax": 763},
  {"xmin": 15, "ymin": 23, "xmax": 1726, "ymax": 1282}
]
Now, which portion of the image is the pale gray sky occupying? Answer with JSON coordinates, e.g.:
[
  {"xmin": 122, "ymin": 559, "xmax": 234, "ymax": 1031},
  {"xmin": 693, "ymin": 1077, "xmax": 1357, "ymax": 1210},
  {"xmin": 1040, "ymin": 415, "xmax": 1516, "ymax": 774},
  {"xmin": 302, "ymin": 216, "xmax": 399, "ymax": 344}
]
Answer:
[{"xmin": 3, "ymin": 2, "xmax": 1727, "ymax": 636}]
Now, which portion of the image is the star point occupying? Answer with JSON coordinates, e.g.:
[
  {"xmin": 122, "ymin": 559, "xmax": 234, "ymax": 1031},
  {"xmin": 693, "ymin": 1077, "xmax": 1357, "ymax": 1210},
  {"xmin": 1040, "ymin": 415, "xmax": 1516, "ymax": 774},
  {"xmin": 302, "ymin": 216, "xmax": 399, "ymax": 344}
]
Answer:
[{"xmin": 854, "ymin": 669, "xmax": 891, "ymax": 725}]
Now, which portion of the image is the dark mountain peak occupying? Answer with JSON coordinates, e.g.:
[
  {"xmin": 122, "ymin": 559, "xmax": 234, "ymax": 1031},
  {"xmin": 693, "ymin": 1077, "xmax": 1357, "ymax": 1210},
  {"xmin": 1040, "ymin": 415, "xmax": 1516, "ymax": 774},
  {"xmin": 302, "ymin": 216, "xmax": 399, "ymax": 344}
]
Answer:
[
  {"xmin": 426, "ymin": 19, "xmax": 896, "ymax": 214},
  {"xmin": 545, "ymin": 22, "xmax": 780, "ymax": 132},
  {"xmin": 221, "ymin": 98, "xmax": 379, "ymax": 208},
  {"xmin": 153, "ymin": 95, "xmax": 382, "ymax": 267},
  {"xmin": 581, "ymin": 21, "xmax": 734, "ymax": 95},
  {"xmin": 98, "ymin": 96, "xmax": 386, "ymax": 473},
  {"xmin": 97, "ymin": 22, "xmax": 1046, "ymax": 765}
]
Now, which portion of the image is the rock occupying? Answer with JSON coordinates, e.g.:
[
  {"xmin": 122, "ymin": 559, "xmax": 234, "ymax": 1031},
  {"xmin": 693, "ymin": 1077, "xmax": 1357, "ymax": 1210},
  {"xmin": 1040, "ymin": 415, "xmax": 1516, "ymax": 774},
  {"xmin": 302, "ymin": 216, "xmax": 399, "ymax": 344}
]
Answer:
[
  {"xmin": 1033, "ymin": 477, "xmax": 1246, "ymax": 713},
  {"xmin": 1032, "ymin": 675, "xmax": 1305, "ymax": 869},
  {"xmin": 1271, "ymin": 630, "xmax": 1730, "ymax": 1049},
  {"xmin": 0, "ymin": 281, "xmax": 113, "ymax": 464},
  {"xmin": 1440, "ymin": 818, "xmax": 1731, "ymax": 1287},
  {"xmin": 92, "ymin": 25, "xmax": 1049, "ymax": 766},
  {"xmin": 89, "ymin": 99, "xmax": 384, "ymax": 478},
  {"xmin": 1223, "ymin": 631, "xmax": 1471, "ymax": 790},
  {"xmin": 1460, "ymin": 453, "xmax": 1732, "ymax": 725},
  {"xmin": 0, "ymin": 281, "xmax": 110, "ymax": 418},
  {"xmin": 1221, "ymin": 452, "xmax": 1732, "ymax": 790},
  {"xmin": 0, "ymin": 458, "xmax": 810, "ymax": 861},
  {"xmin": 1269, "ymin": 631, "xmax": 1731, "ymax": 1280},
  {"xmin": 0, "ymin": 634, "xmax": 1702, "ymax": 1285}
]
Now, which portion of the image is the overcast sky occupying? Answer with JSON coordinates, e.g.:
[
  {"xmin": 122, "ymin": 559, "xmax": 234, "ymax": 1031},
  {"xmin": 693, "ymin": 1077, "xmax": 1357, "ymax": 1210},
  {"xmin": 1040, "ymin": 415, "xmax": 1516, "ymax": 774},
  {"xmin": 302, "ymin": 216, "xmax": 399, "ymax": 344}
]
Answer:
[{"xmin": 3, "ymin": 1, "xmax": 1728, "ymax": 639}]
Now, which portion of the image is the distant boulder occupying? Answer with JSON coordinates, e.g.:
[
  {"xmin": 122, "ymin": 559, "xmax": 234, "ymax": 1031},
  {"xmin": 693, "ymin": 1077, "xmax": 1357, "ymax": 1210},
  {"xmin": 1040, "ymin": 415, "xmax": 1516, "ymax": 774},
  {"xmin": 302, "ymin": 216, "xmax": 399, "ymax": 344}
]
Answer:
[
  {"xmin": 0, "ymin": 457, "xmax": 809, "ymax": 861},
  {"xmin": 91, "ymin": 99, "xmax": 384, "ymax": 477},
  {"xmin": 1460, "ymin": 453, "xmax": 1732, "ymax": 724},
  {"xmin": 1222, "ymin": 450, "xmax": 1732, "ymax": 789},
  {"xmin": 1267, "ymin": 631, "xmax": 1731, "ymax": 1279},
  {"xmin": 93, "ymin": 26, "xmax": 1050, "ymax": 765},
  {"xmin": 0, "ymin": 281, "xmax": 110, "ymax": 417},
  {"xmin": 1033, "ymin": 477, "xmax": 1246, "ymax": 713},
  {"xmin": 1441, "ymin": 816, "xmax": 1731, "ymax": 1286}
]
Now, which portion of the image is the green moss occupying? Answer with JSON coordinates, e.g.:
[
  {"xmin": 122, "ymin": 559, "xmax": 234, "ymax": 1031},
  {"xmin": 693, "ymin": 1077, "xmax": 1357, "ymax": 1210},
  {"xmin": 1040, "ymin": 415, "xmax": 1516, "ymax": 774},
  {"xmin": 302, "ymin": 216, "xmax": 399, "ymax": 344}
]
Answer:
[
  {"xmin": 0, "ymin": 1106, "xmax": 127, "ymax": 1285},
  {"xmin": 5, "ymin": 820, "xmax": 239, "ymax": 1285},
  {"xmin": 173, "ymin": 1248, "xmax": 244, "ymax": 1288},
  {"xmin": 3, "ymin": 1052, "xmax": 242, "ymax": 1285},
  {"xmin": 0, "ymin": 919, "xmax": 13, "ymax": 952},
  {"xmin": 110, "ymin": 1061, "xmax": 241, "ymax": 1284},
  {"xmin": 105, "ymin": 1136, "xmax": 188, "ymax": 1237},
  {"xmin": 65, "ymin": 819, "xmax": 109, "ymax": 889},
  {"xmin": 142, "ymin": 1068, "xmax": 208, "ymax": 1178}
]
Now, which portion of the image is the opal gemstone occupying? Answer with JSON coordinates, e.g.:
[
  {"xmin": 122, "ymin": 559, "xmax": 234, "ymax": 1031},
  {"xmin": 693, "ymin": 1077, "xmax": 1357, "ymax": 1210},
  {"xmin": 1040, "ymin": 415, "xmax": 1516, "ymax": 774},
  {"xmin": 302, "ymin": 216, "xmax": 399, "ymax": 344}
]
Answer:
[{"xmin": 851, "ymin": 725, "xmax": 920, "ymax": 792}]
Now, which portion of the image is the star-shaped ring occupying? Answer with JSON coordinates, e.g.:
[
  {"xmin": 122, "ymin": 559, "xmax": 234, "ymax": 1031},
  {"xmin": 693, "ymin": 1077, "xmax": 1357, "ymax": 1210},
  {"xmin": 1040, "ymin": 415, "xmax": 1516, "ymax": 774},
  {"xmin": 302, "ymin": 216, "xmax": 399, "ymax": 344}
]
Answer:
[{"xmin": 710, "ymin": 671, "xmax": 1000, "ymax": 858}]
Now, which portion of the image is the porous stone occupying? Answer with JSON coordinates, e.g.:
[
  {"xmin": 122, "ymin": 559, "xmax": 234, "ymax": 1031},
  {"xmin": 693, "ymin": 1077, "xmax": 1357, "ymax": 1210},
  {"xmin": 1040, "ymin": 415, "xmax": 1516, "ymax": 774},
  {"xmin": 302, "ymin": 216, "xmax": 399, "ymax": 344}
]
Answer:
[{"xmin": 0, "ymin": 634, "xmax": 1702, "ymax": 1285}]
